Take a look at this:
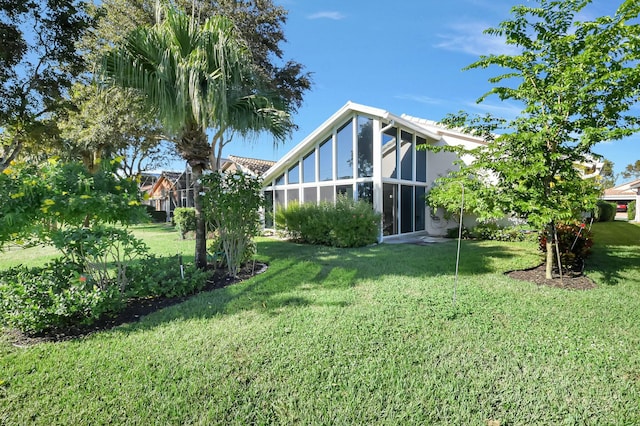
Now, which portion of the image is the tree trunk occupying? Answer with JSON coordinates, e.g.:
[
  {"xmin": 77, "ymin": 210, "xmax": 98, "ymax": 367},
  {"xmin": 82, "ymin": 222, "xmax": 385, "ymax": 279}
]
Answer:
[
  {"xmin": 545, "ymin": 222, "xmax": 554, "ymax": 279},
  {"xmin": 192, "ymin": 164, "xmax": 207, "ymax": 269}
]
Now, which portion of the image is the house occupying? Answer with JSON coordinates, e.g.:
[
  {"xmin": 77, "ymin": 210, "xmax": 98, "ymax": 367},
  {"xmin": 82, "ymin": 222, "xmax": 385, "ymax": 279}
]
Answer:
[
  {"xmin": 602, "ymin": 178, "xmax": 640, "ymax": 221},
  {"xmin": 261, "ymin": 101, "xmax": 486, "ymax": 241},
  {"xmin": 144, "ymin": 170, "xmax": 194, "ymax": 221},
  {"xmin": 220, "ymin": 155, "xmax": 276, "ymax": 177}
]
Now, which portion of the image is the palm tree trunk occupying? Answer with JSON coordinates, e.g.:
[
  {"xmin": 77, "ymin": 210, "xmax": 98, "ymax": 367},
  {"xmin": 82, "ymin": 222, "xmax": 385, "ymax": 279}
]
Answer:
[{"xmin": 192, "ymin": 164, "xmax": 207, "ymax": 269}]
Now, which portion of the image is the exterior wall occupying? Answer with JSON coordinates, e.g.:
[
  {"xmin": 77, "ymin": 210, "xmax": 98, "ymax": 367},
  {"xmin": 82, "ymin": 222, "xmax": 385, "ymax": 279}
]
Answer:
[{"xmin": 262, "ymin": 103, "xmax": 486, "ymax": 240}]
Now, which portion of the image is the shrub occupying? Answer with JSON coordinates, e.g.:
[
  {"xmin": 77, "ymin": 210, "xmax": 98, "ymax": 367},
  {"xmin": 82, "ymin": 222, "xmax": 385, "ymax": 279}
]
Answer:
[
  {"xmin": 276, "ymin": 195, "xmax": 381, "ymax": 248},
  {"xmin": 595, "ymin": 200, "xmax": 616, "ymax": 222},
  {"xmin": 145, "ymin": 205, "xmax": 167, "ymax": 223},
  {"xmin": 628, "ymin": 201, "xmax": 636, "ymax": 221},
  {"xmin": 470, "ymin": 223, "xmax": 536, "ymax": 242},
  {"xmin": 202, "ymin": 171, "xmax": 263, "ymax": 277},
  {"xmin": 173, "ymin": 207, "xmax": 196, "ymax": 239},
  {"xmin": 125, "ymin": 255, "xmax": 209, "ymax": 298},
  {"xmin": 0, "ymin": 259, "xmax": 122, "ymax": 334},
  {"xmin": 538, "ymin": 222, "xmax": 593, "ymax": 273}
]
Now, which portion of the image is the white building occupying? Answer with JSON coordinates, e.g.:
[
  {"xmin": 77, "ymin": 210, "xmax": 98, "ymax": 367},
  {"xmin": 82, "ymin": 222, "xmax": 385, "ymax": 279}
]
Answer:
[{"xmin": 261, "ymin": 102, "xmax": 486, "ymax": 241}]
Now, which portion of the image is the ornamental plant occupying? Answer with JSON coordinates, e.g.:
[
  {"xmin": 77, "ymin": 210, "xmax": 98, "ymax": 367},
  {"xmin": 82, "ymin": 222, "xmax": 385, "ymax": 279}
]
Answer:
[
  {"xmin": 538, "ymin": 222, "xmax": 593, "ymax": 274},
  {"xmin": 202, "ymin": 171, "xmax": 264, "ymax": 277}
]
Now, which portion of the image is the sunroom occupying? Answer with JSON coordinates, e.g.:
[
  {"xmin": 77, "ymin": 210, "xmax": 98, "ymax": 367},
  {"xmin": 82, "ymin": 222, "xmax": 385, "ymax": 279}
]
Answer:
[{"xmin": 261, "ymin": 102, "xmax": 484, "ymax": 241}]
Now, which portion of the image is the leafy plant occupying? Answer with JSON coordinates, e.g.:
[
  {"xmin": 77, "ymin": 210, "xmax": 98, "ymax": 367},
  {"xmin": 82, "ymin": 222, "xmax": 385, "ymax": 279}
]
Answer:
[
  {"xmin": 276, "ymin": 195, "xmax": 381, "ymax": 248},
  {"xmin": 173, "ymin": 208, "xmax": 196, "ymax": 239},
  {"xmin": 125, "ymin": 255, "xmax": 209, "ymax": 298},
  {"xmin": 0, "ymin": 259, "xmax": 122, "ymax": 334},
  {"xmin": 595, "ymin": 200, "xmax": 616, "ymax": 222},
  {"xmin": 539, "ymin": 222, "xmax": 593, "ymax": 274},
  {"xmin": 628, "ymin": 201, "xmax": 636, "ymax": 221},
  {"xmin": 202, "ymin": 171, "xmax": 263, "ymax": 277}
]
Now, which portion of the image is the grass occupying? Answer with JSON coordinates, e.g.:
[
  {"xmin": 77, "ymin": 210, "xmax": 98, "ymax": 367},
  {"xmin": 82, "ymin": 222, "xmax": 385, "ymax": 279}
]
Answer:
[{"xmin": 1, "ymin": 222, "xmax": 640, "ymax": 424}]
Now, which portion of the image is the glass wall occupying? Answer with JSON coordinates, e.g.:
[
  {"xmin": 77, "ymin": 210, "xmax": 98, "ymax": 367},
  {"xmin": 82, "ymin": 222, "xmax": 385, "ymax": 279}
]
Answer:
[
  {"xmin": 263, "ymin": 112, "xmax": 431, "ymax": 238},
  {"xmin": 336, "ymin": 121, "xmax": 353, "ymax": 180}
]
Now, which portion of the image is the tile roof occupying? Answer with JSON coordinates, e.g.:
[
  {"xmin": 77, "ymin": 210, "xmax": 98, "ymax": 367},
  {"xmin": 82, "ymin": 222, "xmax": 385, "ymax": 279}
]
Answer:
[{"xmin": 227, "ymin": 155, "xmax": 276, "ymax": 176}]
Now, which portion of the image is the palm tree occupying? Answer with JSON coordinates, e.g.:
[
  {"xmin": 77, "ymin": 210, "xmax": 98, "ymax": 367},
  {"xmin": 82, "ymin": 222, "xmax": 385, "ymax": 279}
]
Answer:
[{"xmin": 101, "ymin": 5, "xmax": 292, "ymax": 268}]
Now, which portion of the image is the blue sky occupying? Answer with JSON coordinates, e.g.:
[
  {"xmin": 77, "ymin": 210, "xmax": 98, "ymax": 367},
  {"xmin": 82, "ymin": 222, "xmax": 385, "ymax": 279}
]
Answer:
[{"xmin": 218, "ymin": 0, "xmax": 638, "ymax": 183}]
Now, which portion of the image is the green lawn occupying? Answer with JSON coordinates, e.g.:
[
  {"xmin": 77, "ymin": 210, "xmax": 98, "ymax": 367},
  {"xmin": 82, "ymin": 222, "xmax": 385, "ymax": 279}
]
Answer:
[{"xmin": 1, "ymin": 222, "xmax": 639, "ymax": 424}]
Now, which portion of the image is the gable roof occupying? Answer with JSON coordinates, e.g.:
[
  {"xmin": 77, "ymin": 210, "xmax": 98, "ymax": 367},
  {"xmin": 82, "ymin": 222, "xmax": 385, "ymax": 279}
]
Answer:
[
  {"xmin": 602, "ymin": 178, "xmax": 640, "ymax": 200},
  {"xmin": 223, "ymin": 155, "xmax": 276, "ymax": 176},
  {"xmin": 263, "ymin": 101, "xmax": 486, "ymax": 182}
]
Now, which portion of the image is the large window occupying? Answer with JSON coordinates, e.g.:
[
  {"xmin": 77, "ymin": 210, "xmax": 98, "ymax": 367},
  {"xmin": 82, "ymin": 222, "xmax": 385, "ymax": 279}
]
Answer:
[
  {"xmin": 400, "ymin": 131, "xmax": 413, "ymax": 181},
  {"xmin": 263, "ymin": 190, "xmax": 274, "ymax": 228},
  {"xmin": 383, "ymin": 183, "xmax": 397, "ymax": 236},
  {"xmin": 303, "ymin": 150, "xmax": 316, "ymax": 183},
  {"xmin": 319, "ymin": 185, "xmax": 333, "ymax": 203},
  {"xmin": 336, "ymin": 120, "xmax": 353, "ymax": 180},
  {"xmin": 415, "ymin": 186, "xmax": 426, "ymax": 231},
  {"xmin": 288, "ymin": 163, "xmax": 300, "ymax": 184},
  {"xmin": 382, "ymin": 126, "xmax": 397, "ymax": 179},
  {"xmin": 287, "ymin": 188, "xmax": 299, "ymax": 204},
  {"xmin": 416, "ymin": 136, "xmax": 427, "ymax": 183},
  {"xmin": 357, "ymin": 182, "xmax": 373, "ymax": 205},
  {"xmin": 319, "ymin": 137, "xmax": 333, "ymax": 181},
  {"xmin": 303, "ymin": 187, "xmax": 317, "ymax": 204},
  {"xmin": 401, "ymin": 185, "xmax": 413, "ymax": 233},
  {"xmin": 357, "ymin": 116, "xmax": 373, "ymax": 178},
  {"xmin": 336, "ymin": 184, "xmax": 353, "ymax": 199}
]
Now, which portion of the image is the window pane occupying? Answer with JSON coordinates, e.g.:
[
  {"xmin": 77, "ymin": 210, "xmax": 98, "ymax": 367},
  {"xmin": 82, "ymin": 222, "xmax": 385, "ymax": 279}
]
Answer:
[
  {"xmin": 416, "ymin": 136, "xmax": 427, "ymax": 183},
  {"xmin": 336, "ymin": 120, "xmax": 353, "ymax": 180},
  {"xmin": 357, "ymin": 116, "xmax": 374, "ymax": 178},
  {"xmin": 319, "ymin": 138, "xmax": 333, "ymax": 181},
  {"xmin": 401, "ymin": 185, "xmax": 413, "ymax": 233},
  {"xmin": 319, "ymin": 186, "xmax": 333, "ymax": 203},
  {"xmin": 357, "ymin": 182, "xmax": 373, "ymax": 205},
  {"xmin": 336, "ymin": 184, "xmax": 353, "ymax": 200},
  {"xmin": 383, "ymin": 183, "xmax": 397, "ymax": 236},
  {"xmin": 382, "ymin": 126, "xmax": 397, "ymax": 179},
  {"xmin": 275, "ymin": 190, "xmax": 285, "ymax": 209},
  {"xmin": 415, "ymin": 186, "xmax": 426, "ymax": 231},
  {"xmin": 263, "ymin": 190, "xmax": 274, "ymax": 228},
  {"xmin": 400, "ymin": 130, "xmax": 413, "ymax": 181},
  {"xmin": 275, "ymin": 174, "xmax": 285, "ymax": 186},
  {"xmin": 287, "ymin": 188, "xmax": 299, "ymax": 204},
  {"xmin": 303, "ymin": 187, "xmax": 317, "ymax": 204},
  {"xmin": 303, "ymin": 150, "xmax": 316, "ymax": 183},
  {"xmin": 288, "ymin": 163, "xmax": 300, "ymax": 184}
]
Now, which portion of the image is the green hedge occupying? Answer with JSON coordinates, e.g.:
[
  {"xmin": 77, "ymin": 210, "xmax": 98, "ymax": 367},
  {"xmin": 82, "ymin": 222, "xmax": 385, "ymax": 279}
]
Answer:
[
  {"xmin": 275, "ymin": 196, "xmax": 380, "ymax": 248},
  {"xmin": 595, "ymin": 200, "xmax": 616, "ymax": 222},
  {"xmin": 628, "ymin": 201, "xmax": 636, "ymax": 221},
  {"xmin": 145, "ymin": 205, "xmax": 167, "ymax": 222},
  {"xmin": 173, "ymin": 207, "xmax": 196, "ymax": 239}
]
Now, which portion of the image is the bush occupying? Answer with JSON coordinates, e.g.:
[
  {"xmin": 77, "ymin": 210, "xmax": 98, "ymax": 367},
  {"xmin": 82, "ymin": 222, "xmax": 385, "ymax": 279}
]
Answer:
[
  {"xmin": 628, "ymin": 201, "xmax": 636, "ymax": 221},
  {"xmin": 539, "ymin": 222, "xmax": 593, "ymax": 273},
  {"xmin": 595, "ymin": 200, "xmax": 616, "ymax": 222},
  {"xmin": 145, "ymin": 205, "xmax": 167, "ymax": 223},
  {"xmin": 0, "ymin": 259, "xmax": 122, "ymax": 334},
  {"xmin": 173, "ymin": 207, "xmax": 196, "ymax": 239},
  {"xmin": 276, "ymin": 195, "xmax": 381, "ymax": 248},
  {"xmin": 470, "ymin": 223, "xmax": 536, "ymax": 242},
  {"xmin": 125, "ymin": 255, "xmax": 209, "ymax": 298}
]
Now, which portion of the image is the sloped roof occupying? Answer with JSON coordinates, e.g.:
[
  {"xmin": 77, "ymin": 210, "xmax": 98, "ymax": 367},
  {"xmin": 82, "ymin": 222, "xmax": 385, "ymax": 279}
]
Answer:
[
  {"xmin": 263, "ymin": 101, "xmax": 487, "ymax": 182},
  {"xmin": 225, "ymin": 155, "xmax": 276, "ymax": 176},
  {"xmin": 602, "ymin": 178, "xmax": 640, "ymax": 200}
]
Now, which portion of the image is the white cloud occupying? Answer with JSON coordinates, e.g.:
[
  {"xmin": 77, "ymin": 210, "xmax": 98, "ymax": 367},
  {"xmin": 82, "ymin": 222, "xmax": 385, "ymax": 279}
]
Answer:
[
  {"xmin": 307, "ymin": 11, "xmax": 346, "ymax": 20},
  {"xmin": 395, "ymin": 94, "xmax": 445, "ymax": 105},
  {"xmin": 434, "ymin": 21, "xmax": 521, "ymax": 57},
  {"xmin": 464, "ymin": 99, "xmax": 523, "ymax": 120}
]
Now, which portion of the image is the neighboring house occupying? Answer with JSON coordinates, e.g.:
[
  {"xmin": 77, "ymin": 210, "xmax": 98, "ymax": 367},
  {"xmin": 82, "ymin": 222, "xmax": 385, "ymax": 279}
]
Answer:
[
  {"xmin": 602, "ymin": 178, "xmax": 640, "ymax": 222},
  {"xmin": 221, "ymin": 155, "xmax": 276, "ymax": 177},
  {"xmin": 142, "ymin": 156, "xmax": 275, "ymax": 221},
  {"xmin": 261, "ymin": 101, "xmax": 487, "ymax": 241}
]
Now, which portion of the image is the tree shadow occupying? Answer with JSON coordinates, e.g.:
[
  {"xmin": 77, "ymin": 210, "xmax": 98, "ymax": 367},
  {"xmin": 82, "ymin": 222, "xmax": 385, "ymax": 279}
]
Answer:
[
  {"xmin": 587, "ymin": 222, "xmax": 640, "ymax": 286},
  {"xmin": 106, "ymin": 237, "xmax": 532, "ymax": 337}
]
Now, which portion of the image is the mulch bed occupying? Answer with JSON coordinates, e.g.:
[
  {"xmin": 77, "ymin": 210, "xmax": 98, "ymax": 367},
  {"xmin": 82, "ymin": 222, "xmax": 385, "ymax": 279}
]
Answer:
[
  {"xmin": 5, "ymin": 262, "xmax": 268, "ymax": 348},
  {"xmin": 506, "ymin": 264, "xmax": 596, "ymax": 290}
]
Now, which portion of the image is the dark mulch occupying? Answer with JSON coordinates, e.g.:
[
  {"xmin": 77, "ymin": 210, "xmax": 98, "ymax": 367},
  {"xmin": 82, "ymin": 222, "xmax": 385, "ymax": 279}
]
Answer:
[
  {"xmin": 5, "ymin": 262, "xmax": 268, "ymax": 348},
  {"xmin": 506, "ymin": 264, "xmax": 596, "ymax": 290}
]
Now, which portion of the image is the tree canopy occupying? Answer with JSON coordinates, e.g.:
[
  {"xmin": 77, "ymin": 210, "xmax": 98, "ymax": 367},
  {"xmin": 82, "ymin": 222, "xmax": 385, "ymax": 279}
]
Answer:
[
  {"xmin": 428, "ymin": 0, "xmax": 640, "ymax": 278},
  {"xmin": 0, "ymin": 0, "xmax": 94, "ymax": 170}
]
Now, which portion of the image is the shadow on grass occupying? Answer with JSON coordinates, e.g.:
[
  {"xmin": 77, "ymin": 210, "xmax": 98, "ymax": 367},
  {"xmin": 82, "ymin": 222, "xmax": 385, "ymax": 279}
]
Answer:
[
  {"xmin": 108, "ymin": 236, "xmax": 533, "ymax": 337},
  {"xmin": 588, "ymin": 222, "xmax": 640, "ymax": 286}
]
